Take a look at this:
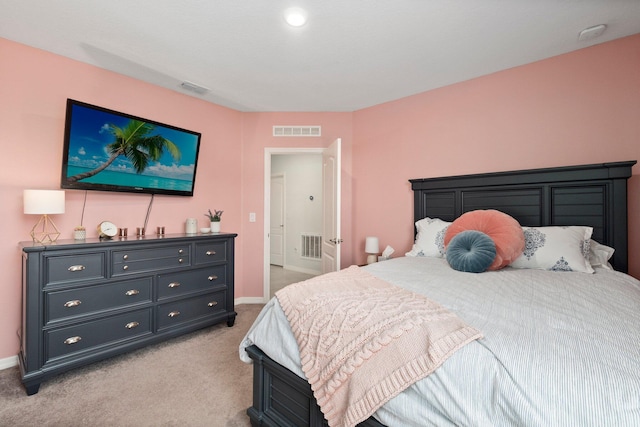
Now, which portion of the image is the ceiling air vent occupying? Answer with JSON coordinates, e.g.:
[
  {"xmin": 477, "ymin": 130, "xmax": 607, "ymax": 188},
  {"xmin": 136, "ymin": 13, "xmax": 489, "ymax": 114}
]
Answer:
[
  {"xmin": 180, "ymin": 81, "xmax": 209, "ymax": 94},
  {"xmin": 273, "ymin": 126, "xmax": 321, "ymax": 137}
]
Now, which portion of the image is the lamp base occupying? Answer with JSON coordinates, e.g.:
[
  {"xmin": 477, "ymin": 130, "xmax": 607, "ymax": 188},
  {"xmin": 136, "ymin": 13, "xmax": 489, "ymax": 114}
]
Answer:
[
  {"xmin": 366, "ymin": 254, "xmax": 377, "ymax": 264},
  {"xmin": 30, "ymin": 214, "xmax": 61, "ymax": 244}
]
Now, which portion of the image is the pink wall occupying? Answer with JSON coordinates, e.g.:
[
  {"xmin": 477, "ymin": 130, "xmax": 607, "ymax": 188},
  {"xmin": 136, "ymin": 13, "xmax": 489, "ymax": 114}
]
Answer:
[
  {"xmin": 239, "ymin": 112, "xmax": 354, "ymax": 298},
  {"xmin": 0, "ymin": 39, "xmax": 244, "ymax": 361},
  {"xmin": 1, "ymin": 33, "xmax": 639, "ymax": 362},
  {"xmin": 352, "ymin": 34, "xmax": 640, "ymax": 274}
]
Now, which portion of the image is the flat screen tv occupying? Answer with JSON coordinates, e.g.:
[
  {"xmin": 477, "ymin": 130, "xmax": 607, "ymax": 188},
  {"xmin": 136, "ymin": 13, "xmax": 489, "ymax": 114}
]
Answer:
[{"xmin": 61, "ymin": 99, "xmax": 201, "ymax": 196}]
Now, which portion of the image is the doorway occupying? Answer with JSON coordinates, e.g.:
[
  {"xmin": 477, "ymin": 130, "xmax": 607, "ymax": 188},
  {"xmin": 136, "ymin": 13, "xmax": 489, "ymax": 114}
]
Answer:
[
  {"xmin": 263, "ymin": 141, "xmax": 342, "ymax": 301},
  {"xmin": 265, "ymin": 150, "xmax": 323, "ymax": 299}
]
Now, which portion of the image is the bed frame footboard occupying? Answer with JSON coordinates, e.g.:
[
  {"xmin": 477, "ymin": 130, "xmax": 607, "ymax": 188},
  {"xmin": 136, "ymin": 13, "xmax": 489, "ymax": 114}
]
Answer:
[{"xmin": 245, "ymin": 345, "xmax": 387, "ymax": 427}]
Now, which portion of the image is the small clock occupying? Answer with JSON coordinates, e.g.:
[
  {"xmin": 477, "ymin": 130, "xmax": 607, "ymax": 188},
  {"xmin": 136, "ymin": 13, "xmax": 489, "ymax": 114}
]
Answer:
[{"xmin": 97, "ymin": 221, "xmax": 118, "ymax": 239}]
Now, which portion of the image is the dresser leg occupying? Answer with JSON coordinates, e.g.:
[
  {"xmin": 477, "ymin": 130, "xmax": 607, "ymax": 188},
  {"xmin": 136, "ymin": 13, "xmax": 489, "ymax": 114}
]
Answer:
[
  {"xmin": 227, "ymin": 312, "xmax": 237, "ymax": 327},
  {"xmin": 24, "ymin": 382, "xmax": 41, "ymax": 396}
]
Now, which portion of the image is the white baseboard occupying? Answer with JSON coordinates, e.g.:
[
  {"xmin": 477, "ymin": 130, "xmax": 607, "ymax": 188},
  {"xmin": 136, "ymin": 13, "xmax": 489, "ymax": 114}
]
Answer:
[
  {"xmin": 235, "ymin": 296, "xmax": 267, "ymax": 305},
  {"xmin": 0, "ymin": 355, "xmax": 18, "ymax": 371}
]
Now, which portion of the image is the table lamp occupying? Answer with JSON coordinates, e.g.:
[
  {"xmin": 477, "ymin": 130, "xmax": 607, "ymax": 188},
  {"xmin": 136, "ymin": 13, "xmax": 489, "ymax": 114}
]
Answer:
[
  {"xmin": 365, "ymin": 236, "xmax": 379, "ymax": 264},
  {"xmin": 24, "ymin": 189, "xmax": 65, "ymax": 243}
]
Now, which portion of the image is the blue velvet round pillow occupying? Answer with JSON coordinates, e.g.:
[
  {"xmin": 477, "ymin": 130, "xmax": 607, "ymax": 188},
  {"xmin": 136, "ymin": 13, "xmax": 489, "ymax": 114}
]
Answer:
[{"xmin": 446, "ymin": 230, "xmax": 497, "ymax": 273}]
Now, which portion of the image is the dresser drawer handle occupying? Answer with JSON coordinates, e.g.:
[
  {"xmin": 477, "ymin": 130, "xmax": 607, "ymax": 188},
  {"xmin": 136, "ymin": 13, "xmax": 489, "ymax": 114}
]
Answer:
[
  {"xmin": 206, "ymin": 250, "xmax": 216, "ymax": 256},
  {"xmin": 123, "ymin": 254, "xmax": 129, "ymax": 260},
  {"xmin": 125, "ymin": 289, "xmax": 140, "ymax": 296},
  {"xmin": 207, "ymin": 301, "xmax": 218, "ymax": 307},
  {"xmin": 168, "ymin": 282, "xmax": 181, "ymax": 288},
  {"xmin": 64, "ymin": 336, "xmax": 82, "ymax": 345},
  {"xmin": 178, "ymin": 258, "xmax": 184, "ymax": 264},
  {"xmin": 125, "ymin": 321, "xmax": 140, "ymax": 329},
  {"xmin": 123, "ymin": 265, "xmax": 129, "ymax": 270},
  {"xmin": 208, "ymin": 275, "xmax": 218, "ymax": 281},
  {"xmin": 178, "ymin": 249, "xmax": 184, "ymax": 254},
  {"xmin": 168, "ymin": 311, "xmax": 180, "ymax": 318},
  {"xmin": 67, "ymin": 265, "xmax": 86, "ymax": 272},
  {"xmin": 63, "ymin": 300, "xmax": 82, "ymax": 308}
]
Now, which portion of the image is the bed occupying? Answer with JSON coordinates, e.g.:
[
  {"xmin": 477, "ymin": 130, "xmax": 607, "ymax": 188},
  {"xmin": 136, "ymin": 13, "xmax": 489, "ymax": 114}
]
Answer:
[{"xmin": 240, "ymin": 161, "xmax": 640, "ymax": 427}]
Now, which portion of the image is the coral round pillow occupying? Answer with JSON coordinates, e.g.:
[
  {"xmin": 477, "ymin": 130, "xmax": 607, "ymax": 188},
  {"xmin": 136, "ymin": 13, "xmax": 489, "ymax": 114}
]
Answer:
[
  {"xmin": 444, "ymin": 209, "xmax": 524, "ymax": 270},
  {"xmin": 446, "ymin": 230, "xmax": 497, "ymax": 273}
]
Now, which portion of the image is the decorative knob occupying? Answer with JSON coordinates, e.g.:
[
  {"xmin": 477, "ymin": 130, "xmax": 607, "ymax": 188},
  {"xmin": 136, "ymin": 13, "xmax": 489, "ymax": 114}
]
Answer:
[
  {"xmin": 178, "ymin": 258, "xmax": 183, "ymax": 263},
  {"xmin": 123, "ymin": 265, "xmax": 129, "ymax": 270},
  {"xmin": 179, "ymin": 249, "xmax": 184, "ymax": 254},
  {"xmin": 208, "ymin": 275, "xmax": 218, "ymax": 281},
  {"xmin": 123, "ymin": 254, "xmax": 129, "ymax": 260},
  {"xmin": 168, "ymin": 311, "xmax": 180, "ymax": 318},
  {"xmin": 207, "ymin": 301, "xmax": 218, "ymax": 307},
  {"xmin": 125, "ymin": 322, "xmax": 140, "ymax": 329}
]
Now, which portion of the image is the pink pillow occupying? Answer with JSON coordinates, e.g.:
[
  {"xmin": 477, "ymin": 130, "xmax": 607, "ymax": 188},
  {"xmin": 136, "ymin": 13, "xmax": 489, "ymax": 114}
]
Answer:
[{"xmin": 444, "ymin": 210, "xmax": 524, "ymax": 270}]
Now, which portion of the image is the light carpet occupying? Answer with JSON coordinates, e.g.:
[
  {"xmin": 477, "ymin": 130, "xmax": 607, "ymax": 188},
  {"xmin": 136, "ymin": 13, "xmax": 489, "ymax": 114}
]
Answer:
[{"xmin": 0, "ymin": 304, "xmax": 264, "ymax": 427}]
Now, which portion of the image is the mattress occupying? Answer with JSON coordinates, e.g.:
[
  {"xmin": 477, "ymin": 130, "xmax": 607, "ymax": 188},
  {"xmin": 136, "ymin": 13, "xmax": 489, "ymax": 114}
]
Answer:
[{"xmin": 240, "ymin": 257, "xmax": 640, "ymax": 426}]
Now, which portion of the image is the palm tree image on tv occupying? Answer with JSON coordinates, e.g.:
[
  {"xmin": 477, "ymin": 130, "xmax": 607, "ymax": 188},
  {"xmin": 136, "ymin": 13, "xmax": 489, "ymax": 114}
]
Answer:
[{"xmin": 67, "ymin": 120, "xmax": 181, "ymax": 183}]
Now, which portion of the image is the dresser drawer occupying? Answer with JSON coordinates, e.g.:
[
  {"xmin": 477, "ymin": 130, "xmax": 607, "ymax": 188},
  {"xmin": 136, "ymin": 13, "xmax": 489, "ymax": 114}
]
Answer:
[
  {"xmin": 46, "ymin": 253, "xmax": 106, "ymax": 285},
  {"xmin": 195, "ymin": 241, "xmax": 228, "ymax": 265},
  {"xmin": 157, "ymin": 266, "xmax": 226, "ymax": 300},
  {"xmin": 156, "ymin": 290, "xmax": 226, "ymax": 331},
  {"xmin": 46, "ymin": 277, "xmax": 152, "ymax": 324},
  {"xmin": 112, "ymin": 245, "xmax": 191, "ymax": 275},
  {"xmin": 45, "ymin": 308, "xmax": 153, "ymax": 362}
]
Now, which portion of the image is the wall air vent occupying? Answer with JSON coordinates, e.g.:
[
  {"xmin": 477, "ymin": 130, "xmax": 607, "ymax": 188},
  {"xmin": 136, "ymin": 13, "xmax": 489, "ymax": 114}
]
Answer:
[
  {"xmin": 273, "ymin": 126, "xmax": 321, "ymax": 137},
  {"xmin": 301, "ymin": 233, "xmax": 322, "ymax": 259}
]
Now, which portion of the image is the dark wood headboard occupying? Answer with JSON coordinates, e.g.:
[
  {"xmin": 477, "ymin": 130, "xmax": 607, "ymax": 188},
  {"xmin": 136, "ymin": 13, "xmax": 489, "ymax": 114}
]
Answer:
[{"xmin": 410, "ymin": 161, "xmax": 636, "ymax": 273}]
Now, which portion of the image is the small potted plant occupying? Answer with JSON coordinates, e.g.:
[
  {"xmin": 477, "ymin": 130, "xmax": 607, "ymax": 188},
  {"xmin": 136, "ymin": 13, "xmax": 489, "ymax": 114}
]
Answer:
[
  {"xmin": 205, "ymin": 209, "xmax": 223, "ymax": 232},
  {"xmin": 74, "ymin": 225, "xmax": 86, "ymax": 240}
]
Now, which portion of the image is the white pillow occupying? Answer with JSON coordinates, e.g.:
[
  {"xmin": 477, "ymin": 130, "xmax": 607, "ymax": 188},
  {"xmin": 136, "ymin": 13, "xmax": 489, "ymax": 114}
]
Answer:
[
  {"xmin": 405, "ymin": 217, "xmax": 451, "ymax": 258},
  {"xmin": 509, "ymin": 226, "xmax": 594, "ymax": 273},
  {"xmin": 589, "ymin": 240, "xmax": 615, "ymax": 270}
]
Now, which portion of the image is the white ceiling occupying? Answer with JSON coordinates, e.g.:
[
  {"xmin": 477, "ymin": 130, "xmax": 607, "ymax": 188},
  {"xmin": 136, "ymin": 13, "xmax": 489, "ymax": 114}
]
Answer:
[{"xmin": 2, "ymin": 1, "xmax": 639, "ymax": 112}]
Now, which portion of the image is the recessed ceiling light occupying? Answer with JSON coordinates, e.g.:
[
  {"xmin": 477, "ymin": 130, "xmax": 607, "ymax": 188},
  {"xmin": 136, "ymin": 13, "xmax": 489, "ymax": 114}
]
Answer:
[{"xmin": 284, "ymin": 7, "xmax": 307, "ymax": 27}]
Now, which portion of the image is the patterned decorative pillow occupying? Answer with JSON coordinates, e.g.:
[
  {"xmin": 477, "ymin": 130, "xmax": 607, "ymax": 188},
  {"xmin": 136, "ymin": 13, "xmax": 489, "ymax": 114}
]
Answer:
[
  {"xmin": 509, "ymin": 226, "xmax": 594, "ymax": 273},
  {"xmin": 405, "ymin": 217, "xmax": 451, "ymax": 257}
]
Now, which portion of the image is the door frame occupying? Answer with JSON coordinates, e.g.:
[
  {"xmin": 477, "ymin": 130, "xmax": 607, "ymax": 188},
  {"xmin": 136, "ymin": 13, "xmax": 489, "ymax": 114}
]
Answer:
[{"xmin": 264, "ymin": 147, "xmax": 325, "ymax": 301}]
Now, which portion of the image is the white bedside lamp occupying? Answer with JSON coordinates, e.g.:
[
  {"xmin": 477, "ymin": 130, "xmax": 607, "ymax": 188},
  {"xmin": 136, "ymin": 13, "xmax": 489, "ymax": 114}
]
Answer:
[
  {"xmin": 365, "ymin": 236, "xmax": 379, "ymax": 264},
  {"xmin": 24, "ymin": 189, "xmax": 65, "ymax": 243}
]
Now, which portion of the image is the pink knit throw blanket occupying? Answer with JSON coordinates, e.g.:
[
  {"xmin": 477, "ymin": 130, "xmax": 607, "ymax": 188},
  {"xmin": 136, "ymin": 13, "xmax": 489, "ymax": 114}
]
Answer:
[{"xmin": 276, "ymin": 265, "xmax": 483, "ymax": 427}]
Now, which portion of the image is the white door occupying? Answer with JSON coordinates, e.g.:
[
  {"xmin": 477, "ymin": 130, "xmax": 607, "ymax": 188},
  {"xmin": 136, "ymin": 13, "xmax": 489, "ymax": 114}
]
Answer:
[
  {"xmin": 270, "ymin": 174, "xmax": 285, "ymax": 266},
  {"xmin": 321, "ymin": 138, "xmax": 341, "ymax": 273}
]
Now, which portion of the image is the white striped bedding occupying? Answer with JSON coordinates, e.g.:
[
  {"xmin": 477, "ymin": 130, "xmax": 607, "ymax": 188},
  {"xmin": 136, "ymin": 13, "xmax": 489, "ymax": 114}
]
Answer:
[{"xmin": 240, "ymin": 256, "xmax": 640, "ymax": 426}]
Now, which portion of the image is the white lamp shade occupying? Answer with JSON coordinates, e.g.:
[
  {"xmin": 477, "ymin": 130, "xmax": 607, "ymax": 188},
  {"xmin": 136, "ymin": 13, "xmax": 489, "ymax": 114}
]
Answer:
[
  {"xmin": 24, "ymin": 190, "xmax": 65, "ymax": 214},
  {"xmin": 365, "ymin": 236, "xmax": 379, "ymax": 254}
]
